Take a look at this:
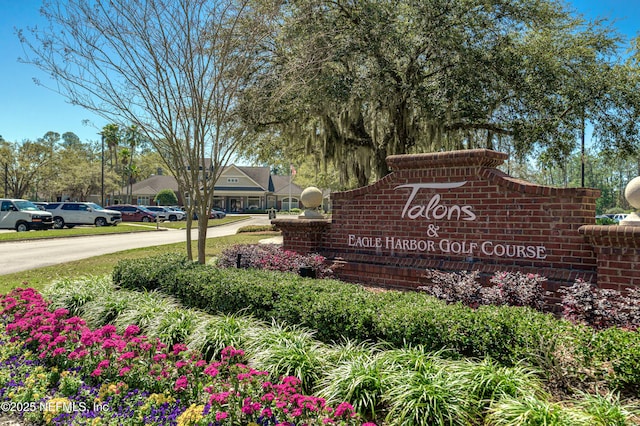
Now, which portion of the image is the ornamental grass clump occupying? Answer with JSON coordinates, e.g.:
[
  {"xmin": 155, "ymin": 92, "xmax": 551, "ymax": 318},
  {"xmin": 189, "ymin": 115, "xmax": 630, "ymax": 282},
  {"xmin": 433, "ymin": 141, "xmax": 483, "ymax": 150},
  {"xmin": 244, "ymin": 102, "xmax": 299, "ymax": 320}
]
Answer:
[
  {"xmin": 79, "ymin": 289, "xmax": 131, "ymax": 329},
  {"xmin": 378, "ymin": 347, "xmax": 473, "ymax": 426},
  {"xmin": 485, "ymin": 396, "xmax": 592, "ymax": 426},
  {"xmin": 113, "ymin": 290, "xmax": 181, "ymax": 333},
  {"xmin": 316, "ymin": 351, "xmax": 389, "ymax": 420},
  {"xmin": 43, "ymin": 275, "xmax": 113, "ymax": 316},
  {"xmin": 243, "ymin": 321, "xmax": 331, "ymax": 393},
  {"xmin": 572, "ymin": 390, "xmax": 640, "ymax": 426},
  {"xmin": 186, "ymin": 313, "xmax": 263, "ymax": 361}
]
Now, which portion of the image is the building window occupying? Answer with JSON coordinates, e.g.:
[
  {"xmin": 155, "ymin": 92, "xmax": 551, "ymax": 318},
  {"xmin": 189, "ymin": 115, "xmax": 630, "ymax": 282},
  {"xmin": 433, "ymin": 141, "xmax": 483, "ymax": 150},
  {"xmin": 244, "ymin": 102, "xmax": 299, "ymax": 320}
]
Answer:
[
  {"xmin": 213, "ymin": 197, "xmax": 225, "ymax": 209},
  {"xmin": 267, "ymin": 195, "xmax": 276, "ymax": 209},
  {"xmin": 281, "ymin": 197, "xmax": 299, "ymax": 211},
  {"xmin": 247, "ymin": 197, "xmax": 260, "ymax": 209},
  {"xmin": 227, "ymin": 178, "xmax": 239, "ymax": 183}
]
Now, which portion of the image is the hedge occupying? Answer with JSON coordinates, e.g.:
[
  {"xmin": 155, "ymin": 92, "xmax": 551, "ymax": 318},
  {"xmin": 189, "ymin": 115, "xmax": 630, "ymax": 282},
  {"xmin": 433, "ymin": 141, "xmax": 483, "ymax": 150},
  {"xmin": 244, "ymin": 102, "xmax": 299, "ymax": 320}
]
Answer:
[{"xmin": 112, "ymin": 255, "xmax": 640, "ymax": 395}]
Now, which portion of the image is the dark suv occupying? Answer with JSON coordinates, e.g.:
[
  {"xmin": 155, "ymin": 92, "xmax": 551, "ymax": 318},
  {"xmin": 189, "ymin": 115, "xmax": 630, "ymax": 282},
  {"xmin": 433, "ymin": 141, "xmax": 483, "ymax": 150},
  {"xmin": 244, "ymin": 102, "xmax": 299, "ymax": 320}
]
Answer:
[
  {"xmin": 105, "ymin": 204, "xmax": 158, "ymax": 222},
  {"xmin": 45, "ymin": 202, "xmax": 122, "ymax": 228}
]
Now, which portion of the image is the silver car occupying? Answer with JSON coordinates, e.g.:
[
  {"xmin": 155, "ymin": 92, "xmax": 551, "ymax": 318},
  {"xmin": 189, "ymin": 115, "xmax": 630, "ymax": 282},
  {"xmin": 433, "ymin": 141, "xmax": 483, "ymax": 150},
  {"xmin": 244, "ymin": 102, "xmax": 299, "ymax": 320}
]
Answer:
[{"xmin": 143, "ymin": 206, "xmax": 186, "ymax": 221}]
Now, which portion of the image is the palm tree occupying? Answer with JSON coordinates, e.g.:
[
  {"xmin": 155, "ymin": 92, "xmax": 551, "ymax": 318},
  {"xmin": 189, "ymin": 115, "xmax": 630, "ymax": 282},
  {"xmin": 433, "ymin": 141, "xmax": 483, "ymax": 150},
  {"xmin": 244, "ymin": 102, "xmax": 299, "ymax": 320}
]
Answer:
[
  {"xmin": 123, "ymin": 125, "xmax": 143, "ymax": 203},
  {"xmin": 119, "ymin": 148, "xmax": 131, "ymax": 202},
  {"xmin": 102, "ymin": 124, "xmax": 121, "ymax": 203},
  {"xmin": 101, "ymin": 124, "xmax": 120, "ymax": 171}
]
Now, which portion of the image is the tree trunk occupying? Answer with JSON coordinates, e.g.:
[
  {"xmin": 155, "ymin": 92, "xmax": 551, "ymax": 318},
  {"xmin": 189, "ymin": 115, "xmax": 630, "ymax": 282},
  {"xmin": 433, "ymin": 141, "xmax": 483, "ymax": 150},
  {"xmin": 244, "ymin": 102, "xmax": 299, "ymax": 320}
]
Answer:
[
  {"xmin": 374, "ymin": 145, "xmax": 389, "ymax": 180},
  {"xmin": 198, "ymin": 217, "xmax": 208, "ymax": 264}
]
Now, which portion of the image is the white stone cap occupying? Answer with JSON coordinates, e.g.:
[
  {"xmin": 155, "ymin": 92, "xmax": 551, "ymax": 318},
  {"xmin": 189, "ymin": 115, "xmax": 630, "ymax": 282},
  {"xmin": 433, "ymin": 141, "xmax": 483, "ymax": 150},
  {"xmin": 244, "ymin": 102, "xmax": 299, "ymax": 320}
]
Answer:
[{"xmin": 620, "ymin": 176, "xmax": 640, "ymax": 226}]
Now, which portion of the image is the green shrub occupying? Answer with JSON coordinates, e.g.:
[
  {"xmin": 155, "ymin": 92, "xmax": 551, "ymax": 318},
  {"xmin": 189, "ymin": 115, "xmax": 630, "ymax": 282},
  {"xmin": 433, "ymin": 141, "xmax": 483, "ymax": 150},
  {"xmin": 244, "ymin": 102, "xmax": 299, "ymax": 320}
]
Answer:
[
  {"xmin": 279, "ymin": 282, "xmax": 378, "ymax": 342},
  {"xmin": 117, "ymin": 257, "xmax": 560, "ymax": 364},
  {"xmin": 236, "ymin": 224, "xmax": 276, "ymax": 233},
  {"xmin": 583, "ymin": 327, "xmax": 640, "ymax": 394},
  {"xmin": 112, "ymin": 252, "xmax": 194, "ymax": 291},
  {"xmin": 596, "ymin": 217, "xmax": 617, "ymax": 225}
]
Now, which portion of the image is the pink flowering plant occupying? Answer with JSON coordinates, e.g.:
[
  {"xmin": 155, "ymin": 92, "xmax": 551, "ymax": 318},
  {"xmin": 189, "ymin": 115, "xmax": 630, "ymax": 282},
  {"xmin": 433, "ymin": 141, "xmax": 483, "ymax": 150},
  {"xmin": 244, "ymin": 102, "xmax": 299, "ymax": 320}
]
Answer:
[
  {"xmin": 219, "ymin": 244, "xmax": 335, "ymax": 278},
  {"xmin": 0, "ymin": 287, "xmax": 371, "ymax": 425},
  {"xmin": 200, "ymin": 348, "xmax": 362, "ymax": 425}
]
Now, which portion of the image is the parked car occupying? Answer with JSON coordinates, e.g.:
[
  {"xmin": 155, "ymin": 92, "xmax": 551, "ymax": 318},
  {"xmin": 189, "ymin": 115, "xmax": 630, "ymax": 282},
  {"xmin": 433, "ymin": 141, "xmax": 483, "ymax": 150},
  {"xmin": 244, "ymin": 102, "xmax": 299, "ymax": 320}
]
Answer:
[
  {"xmin": 139, "ymin": 206, "xmax": 167, "ymax": 221},
  {"xmin": 45, "ymin": 202, "xmax": 122, "ymax": 228},
  {"xmin": 612, "ymin": 213, "xmax": 628, "ymax": 223},
  {"xmin": 0, "ymin": 199, "xmax": 54, "ymax": 231},
  {"xmin": 193, "ymin": 208, "xmax": 227, "ymax": 220},
  {"xmin": 105, "ymin": 204, "xmax": 158, "ymax": 222},
  {"xmin": 143, "ymin": 206, "xmax": 185, "ymax": 221},
  {"xmin": 32, "ymin": 201, "xmax": 49, "ymax": 211},
  {"xmin": 211, "ymin": 208, "xmax": 226, "ymax": 219},
  {"xmin": 166, "ymin": 206, "xmax": 187, "ymax": 220}
]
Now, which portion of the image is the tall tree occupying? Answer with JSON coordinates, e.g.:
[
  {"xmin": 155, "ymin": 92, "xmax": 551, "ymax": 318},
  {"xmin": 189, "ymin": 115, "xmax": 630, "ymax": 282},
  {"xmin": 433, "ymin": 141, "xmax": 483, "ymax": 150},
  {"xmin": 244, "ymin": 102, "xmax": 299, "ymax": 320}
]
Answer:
[
  {"xmin": 1, "ymin": 139, "xmax": 56, "ymax": 199},
  {"xmin": 50, "ymin": 137, "xmax": 120, "ymax": 201},
  {"xmin": 241, "ymin": 0, "xmax": 638, "ymax": 187},
  {"xmin": 101, "ymin": 124, "xmax": 121, "ymax": 174},
  {"xmin": 61, "ymin": 132, "xmax": 82, "ymax": 149},
  {"xmin": 123, "ymin": 125, "xmax": 143, "ymax": 203},
  {"xmin": 0, "ymin": 139, "xmax": 12, "ymax": 198},
  {"xmin": 20, "ymin": 0, "xmax": 279, "ymax": 262}
]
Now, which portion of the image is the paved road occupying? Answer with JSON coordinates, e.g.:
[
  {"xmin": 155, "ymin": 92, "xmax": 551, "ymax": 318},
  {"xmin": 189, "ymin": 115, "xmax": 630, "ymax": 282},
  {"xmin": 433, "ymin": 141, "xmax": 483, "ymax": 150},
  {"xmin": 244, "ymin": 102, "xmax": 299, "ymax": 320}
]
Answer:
[{"xmin": 0, "ymin": 216, "xmax": 270, "ymax": 275}]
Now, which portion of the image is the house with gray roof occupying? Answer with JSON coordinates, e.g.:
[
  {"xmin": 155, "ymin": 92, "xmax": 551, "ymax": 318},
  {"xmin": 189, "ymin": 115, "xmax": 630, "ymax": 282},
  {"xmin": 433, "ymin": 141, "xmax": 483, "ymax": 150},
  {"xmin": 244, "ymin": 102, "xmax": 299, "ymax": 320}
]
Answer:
[{"xmin": 121, "ymin": 165, "xmax": 303, "ymax": 212}]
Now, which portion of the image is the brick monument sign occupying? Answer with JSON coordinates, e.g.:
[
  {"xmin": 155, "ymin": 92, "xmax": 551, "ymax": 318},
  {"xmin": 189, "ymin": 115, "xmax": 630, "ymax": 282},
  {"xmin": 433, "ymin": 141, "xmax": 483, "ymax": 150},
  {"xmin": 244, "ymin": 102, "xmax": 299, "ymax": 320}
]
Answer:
[{"xmin": 273, "ymin": 149, "xmax": 639, "ymax": 295}]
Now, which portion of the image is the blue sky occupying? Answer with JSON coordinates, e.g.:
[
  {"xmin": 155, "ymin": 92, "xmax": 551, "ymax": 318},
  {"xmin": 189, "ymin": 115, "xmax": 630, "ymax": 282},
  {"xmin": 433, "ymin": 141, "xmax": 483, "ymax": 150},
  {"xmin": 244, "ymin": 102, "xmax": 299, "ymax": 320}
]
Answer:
[{"xmin": 0, "ymin": 0, "xmax": 639, "ymax": 144}]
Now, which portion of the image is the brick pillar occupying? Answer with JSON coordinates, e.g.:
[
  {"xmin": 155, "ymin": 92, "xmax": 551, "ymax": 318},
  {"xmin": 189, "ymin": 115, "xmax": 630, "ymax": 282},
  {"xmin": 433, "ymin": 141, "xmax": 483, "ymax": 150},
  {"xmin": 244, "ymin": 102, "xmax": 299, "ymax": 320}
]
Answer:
[
  {"xmin": 271, "ymin": 218, "xmax": 331, "ymax": 254},
  {"xmin": 579, "ymin": 225, "xmax": 640, "ymax": 290}
]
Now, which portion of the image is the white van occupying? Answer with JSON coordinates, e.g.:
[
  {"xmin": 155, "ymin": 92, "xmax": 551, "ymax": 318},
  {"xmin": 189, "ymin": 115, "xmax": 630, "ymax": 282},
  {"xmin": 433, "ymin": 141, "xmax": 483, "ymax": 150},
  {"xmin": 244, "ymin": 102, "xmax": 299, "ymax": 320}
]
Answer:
[{"xmin": 0, "ymin": 199, "xmax": 54, "ymax": 232}]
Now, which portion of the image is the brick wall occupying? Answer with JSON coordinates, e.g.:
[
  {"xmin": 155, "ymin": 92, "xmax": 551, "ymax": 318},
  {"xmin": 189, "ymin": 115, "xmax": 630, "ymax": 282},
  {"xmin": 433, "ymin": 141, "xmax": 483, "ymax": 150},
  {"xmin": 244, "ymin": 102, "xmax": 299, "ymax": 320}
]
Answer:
[
  {"xmin": 580, "ymin": 225, "xmax": 640, "ymax": 290},
  {"xmin": 273, "ymin": 149, "xmax": 638, "ymax": 296}
]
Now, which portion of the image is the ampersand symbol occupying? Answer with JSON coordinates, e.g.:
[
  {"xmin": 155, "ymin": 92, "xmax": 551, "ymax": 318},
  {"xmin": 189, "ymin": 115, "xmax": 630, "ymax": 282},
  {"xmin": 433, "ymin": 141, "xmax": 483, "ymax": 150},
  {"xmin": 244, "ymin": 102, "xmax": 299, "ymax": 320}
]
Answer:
[{"xmin": 427, "ymin": 224, "xmax": 440, "ymax": 238}]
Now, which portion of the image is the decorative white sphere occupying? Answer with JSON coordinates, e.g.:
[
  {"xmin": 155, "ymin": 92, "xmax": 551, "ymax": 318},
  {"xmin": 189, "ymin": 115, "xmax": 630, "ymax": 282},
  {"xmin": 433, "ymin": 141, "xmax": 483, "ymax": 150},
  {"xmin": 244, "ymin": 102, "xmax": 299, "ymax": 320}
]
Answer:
[
  {"xmin": 625, "ymin": 176, "xmax": 640, "ymax": 209},
  {"xmin": 300, "ymin": 187, "xmax": 323, "ymax": 209}
]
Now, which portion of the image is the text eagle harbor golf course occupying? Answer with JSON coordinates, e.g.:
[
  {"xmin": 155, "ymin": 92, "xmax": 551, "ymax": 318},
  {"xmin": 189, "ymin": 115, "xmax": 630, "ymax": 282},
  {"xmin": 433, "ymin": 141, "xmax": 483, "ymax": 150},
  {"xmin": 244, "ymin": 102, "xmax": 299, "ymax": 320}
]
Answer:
[{"xmin": 346, "ymin": 181, "xmax": 548, "ymax": 260}]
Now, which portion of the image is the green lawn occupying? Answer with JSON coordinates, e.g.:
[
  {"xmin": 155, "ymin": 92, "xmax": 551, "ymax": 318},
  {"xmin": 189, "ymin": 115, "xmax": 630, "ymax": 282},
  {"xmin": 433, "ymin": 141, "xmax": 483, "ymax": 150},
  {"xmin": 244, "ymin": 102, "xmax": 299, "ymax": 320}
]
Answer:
[
  {"xmin": 0, "ymin": 216, "xmax": 250, "ymax": 241},
  {"xmin": 0, "ymin": 223, "xmax": 275, "ymax": 294},
  {"xmin": 154, "ymin": 215, "xmax": 249, "ymax": 229},
  {"xmin": 0, "ymin": 223, "xmax": 157, "ymax": 241}
]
